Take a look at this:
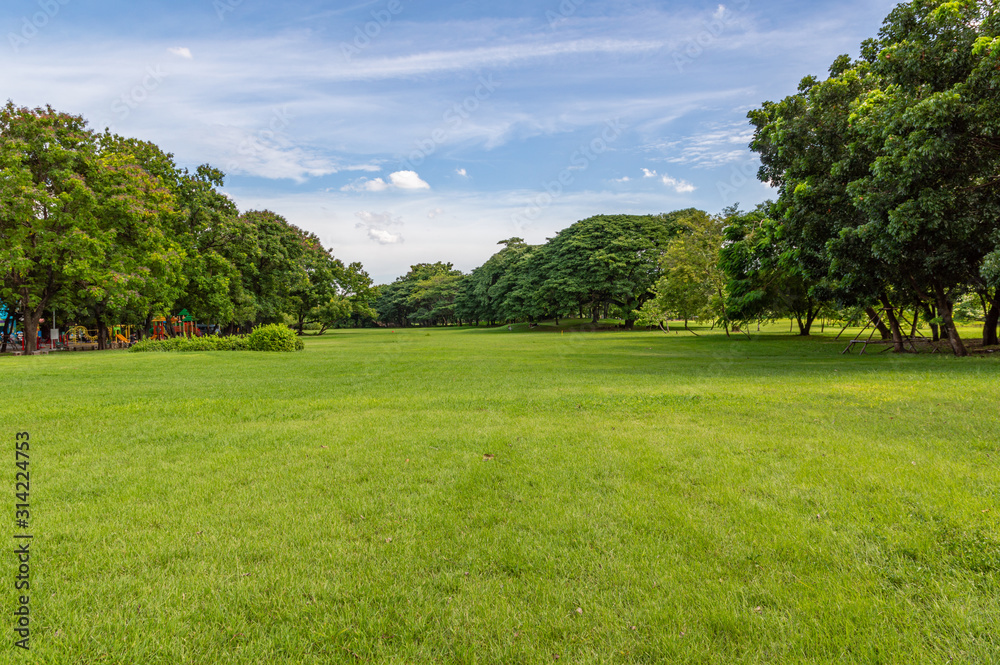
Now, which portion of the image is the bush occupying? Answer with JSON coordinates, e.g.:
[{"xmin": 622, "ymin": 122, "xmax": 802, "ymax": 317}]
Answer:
[
  {"xmin": 129, "ymin": 334, "xmax": 250, "ymax": 353},
  {"xmin": 247, "ymin": 324, "xmax": 300, "ymax": 352},
  {"xmin": 128, "ymin": 326, "xmax": 302, "ymax": 354}
]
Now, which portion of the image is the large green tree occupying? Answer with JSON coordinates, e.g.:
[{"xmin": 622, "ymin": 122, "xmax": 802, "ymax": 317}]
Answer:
[
  {"xmin": 536, "ymin": 213, "xmax": 685, "ymax": 329},
  {"xmin": 748, "ymin": 0, "xmax": 1000, "ymax": 354},
  {"xmin": 375, "ymin": 262, "xmax": 461, "ymax": 327},
  {"xmin": 845, "ymin": 0, "xmax": 1000, "ymax": 353},
  {"xmin": 719, "ymin": 205, "xmax": 827, "ymax": 336},
  {"xmin": 643, "ymin": 210, "xmax": 728, "ymax": 332},
  {"xmin": 0, "ymin": 103, "xmax": 105, "ymax": 354}
]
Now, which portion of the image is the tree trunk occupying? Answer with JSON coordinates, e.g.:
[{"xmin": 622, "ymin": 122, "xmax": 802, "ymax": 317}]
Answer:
[
  {"xmin": 865, "ymin": 307, "xmax": 892, "ymax": 340},
  {"xmin": 879, "ymin": 297, "xmax": 906, "ymax": 353},
  {"xmin": 95, "ymin": 306, "xmax": 108, "ymax": 351},
  {"xmin": 919, "ymin": 302, "xmax": 940, "ymax": 342},
  {"xmin": 1, "ymin": 315, "xmax": 12, "ymax": 353},
  {"xmin": 982, "ymin": 291, "xmax": 999, "ymax": 347},
  {"xmin": 933, "ymin": 285, "xmax": 968, "ymax": 357},
  {"xmin": 23, "ymin": 310, "xmax": 42, "ymax": 355}
]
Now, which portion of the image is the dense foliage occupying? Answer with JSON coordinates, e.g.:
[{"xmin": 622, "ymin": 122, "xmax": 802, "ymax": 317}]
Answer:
[
  {"xmin": 382, "ymin": 214, "xmax": 690, "ymax": 329},
  {"xmin": 746, "ymin": 0, "xmax": 1000, "ymax": 354},
  {"xmin": 247, "ymin": 323, "xmax": 303, "ymax": 353},
  {"xmin": 0, "ymin": 103, "xmax": 374, "ymax": 354}
]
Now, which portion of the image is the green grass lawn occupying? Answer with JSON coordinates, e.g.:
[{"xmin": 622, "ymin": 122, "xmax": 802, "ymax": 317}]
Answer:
[{"xmin": 1, "ymin": 325, "xmax": 997, "ymax": 663}]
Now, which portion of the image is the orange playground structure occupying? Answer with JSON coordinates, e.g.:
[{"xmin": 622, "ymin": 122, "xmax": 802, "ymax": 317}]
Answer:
[{"xmin": 150, "ymin": 310, "xmax": 201, "ymax": 340}]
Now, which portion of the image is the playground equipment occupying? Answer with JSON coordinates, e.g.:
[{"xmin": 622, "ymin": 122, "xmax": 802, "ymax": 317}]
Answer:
[
  {"xmin": 67, "ymin": 326, "xmax": 97, "ymax": 344},
  {"xmin": 63, "ymin": 325, "xmax": 132, "ymax": 350},
  {"xmin": 151, "ymin": 310, "xmax": 201, "ymax": 340}
]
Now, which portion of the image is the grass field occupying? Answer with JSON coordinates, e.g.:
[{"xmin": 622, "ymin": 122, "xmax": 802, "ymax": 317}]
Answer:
[{"xmin": 1, "ymin": 324, "xmax": 998, "ymax": 664}]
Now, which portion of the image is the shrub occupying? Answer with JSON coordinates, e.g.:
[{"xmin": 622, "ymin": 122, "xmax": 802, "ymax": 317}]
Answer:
[
  {"xmin": 247, "ymin": 324, "xmax": 299, "ymax": 352},
  {"xmin": 130, "ymin": 334, "xmax": 250, "ymax": 353}
]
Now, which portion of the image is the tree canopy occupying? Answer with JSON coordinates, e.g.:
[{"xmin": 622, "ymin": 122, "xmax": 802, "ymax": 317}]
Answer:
[
  {"xmin": 0, "ymin": 103, "xmax": 370, "ymax": 353},
  {"xmin": 747, "ymin": 0, "xmax": 1000, "ymax": 354}
]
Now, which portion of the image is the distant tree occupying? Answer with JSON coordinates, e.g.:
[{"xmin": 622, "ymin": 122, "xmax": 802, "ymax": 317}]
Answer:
[
  {"xmin": 375, "ymin": 262, "xmax": 461, "ymax": 326},
  {"xmin": 643, "ymin": 210, "xmax": 727, "ymax": 332},
  {"xmin": 536, "ymin": 213, "xmax": 685, "ymax": 329},
  {"xmin": 718, "ymin": 205, "xmax": 826, "ymax": 336},
  {"xmin": 338, "ymin": 262, "xmax": 379, "ymax": 328},
  {"xmin": 454, "ymin": 238, "xmax": 538, "ymax": 325},
  {"xmin": 408, "ymin": 272, "xmax": 464, "ymax": 325}
]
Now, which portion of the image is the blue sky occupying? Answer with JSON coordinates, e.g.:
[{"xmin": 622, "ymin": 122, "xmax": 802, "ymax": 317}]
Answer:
[{"xmin": 2, "ymin": 0, "xmax": 900, "ymax": 283}]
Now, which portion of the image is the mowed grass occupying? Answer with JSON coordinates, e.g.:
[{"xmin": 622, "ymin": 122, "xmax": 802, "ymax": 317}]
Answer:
[{"xmin": 1, "ymin": 325, "xmax": 997, "ymax": 664}]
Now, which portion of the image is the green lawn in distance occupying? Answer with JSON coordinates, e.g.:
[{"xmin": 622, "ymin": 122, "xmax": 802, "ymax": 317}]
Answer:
[{"xmin": 1, "ymin": 325, "xmax": 997, "ymax": 664}]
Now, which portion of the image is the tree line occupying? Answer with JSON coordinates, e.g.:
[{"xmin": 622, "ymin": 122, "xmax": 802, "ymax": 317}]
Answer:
[
  {"xmin": 374, "ymin": 0, "xmax": 1000, "ymax": 356},
  {"xmin": 741, "ymin": 0, "xmax": 999, "ymax": 356},
  {"xmin": 376, "ymin": 212, "xmax": 695, "ymax": 329},
  {"xmin": 0, "ymin": 103, "xmax": 376, "ymax": 355}
]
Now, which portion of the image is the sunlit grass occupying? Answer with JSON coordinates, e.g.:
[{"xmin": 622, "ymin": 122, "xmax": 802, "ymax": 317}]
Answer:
[{"xmin": 1, "ymin": 324, "xmax": 997, "ymax": 663}]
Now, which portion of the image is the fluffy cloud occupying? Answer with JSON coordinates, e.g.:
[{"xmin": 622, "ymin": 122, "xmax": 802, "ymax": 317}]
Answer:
[
  {"xmin": 456, "ymin": 168, "xmax": 468, "ymax": 177},
  {"xmin": 642, "ymin": 168, "xmax": 658, "ymax": 178},
  {"xmin": 389, "ymin": 170, "xmax": 431, "ymax": 190},
  {"xmin": 167, "ymin": 47, "xmax": 193, "ymax": 59},
  {"xmin": 342, "ymin": 171, "xmax": 430, "ymax": 193},
  {"xmin": 662, "ymin": 174, "xmax": 696, "ymax": 194},
  {"xmin": 355, "ymin": 211, "xmax": 404, "ymax": 245}
]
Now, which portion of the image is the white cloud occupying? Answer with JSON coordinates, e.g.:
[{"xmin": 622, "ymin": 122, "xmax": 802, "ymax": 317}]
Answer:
[
  {"xmin": 369, "ymin": 228, "xmax": 403, "ymax": 244},
  {"xmin": 428, "ymin": 208, "xmax": 444, "ymax": 218},
  {"xmin": 662, "ymin": 174, "xmax": 696, "ymax": 194},
  {"xmin": 456, "ymin": 168, "xmax": 468, "ymax": 177},
  {"xmin": 652, "ymin": 121, "xmax": 755, "ymax": 169},
  {"xmin": 340, "ymin": 171, "xmax": 431, "ymax": 192},
  {"xmin": 340, "ymin": 178, "xmax": 390, "ymax": 192},
  {"xmin": 355, "ymin": 211, "xmax": 404, "ymax": 245},
  {"xmin": 168, "ymin": 47, "xmax": 193, "ymax": 59},
  {"xmin": 324, "ymin": 38, "xmax": 665, "ymax": 81},
  {"xmin": 341, "ymin": 171, "xmax": 429, "ymax": 193},
  {"xmin": 642, "ymin": 168, "xmax": 658, "ymax": 178},
  {"xmin": 389, "ymin": 170, "xmax": 431, "ymax": 190},
  {"xmin": 612, "ymin": 176, "xmax": 631, "ymax": 183}
]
